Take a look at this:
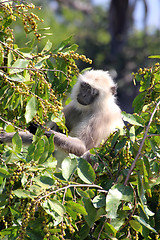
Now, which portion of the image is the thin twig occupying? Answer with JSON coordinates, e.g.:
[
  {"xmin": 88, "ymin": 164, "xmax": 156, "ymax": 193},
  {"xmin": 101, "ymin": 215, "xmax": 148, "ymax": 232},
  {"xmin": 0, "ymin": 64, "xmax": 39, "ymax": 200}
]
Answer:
[
  {"xmin": 0, "ymin": 66, "xmax": 68, "ymax": 78},
  {"xmin": 36, "ymin": 183, "xmax": 103, "ymax": 203},
  {"xmin": 0, "ymin": 40, "xmax": 27, "ymax": 60},
  {"xmin": 97, "ymin": 218, "xmax": 108, "ymax": 240},
  {"xmin": 0, "ymin": 116, "xmax": 24, "ymax": 131},
  {"xmin": 124, "ymin": 100, "xmax": 160, "ymax": 186}
]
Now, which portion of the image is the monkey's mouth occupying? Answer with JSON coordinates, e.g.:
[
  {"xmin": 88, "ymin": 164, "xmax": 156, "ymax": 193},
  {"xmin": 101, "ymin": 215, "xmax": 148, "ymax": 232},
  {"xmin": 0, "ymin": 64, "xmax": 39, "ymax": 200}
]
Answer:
[{"xmin": 77, "ymin": 96, "xmax": 90, "ymax": 105}]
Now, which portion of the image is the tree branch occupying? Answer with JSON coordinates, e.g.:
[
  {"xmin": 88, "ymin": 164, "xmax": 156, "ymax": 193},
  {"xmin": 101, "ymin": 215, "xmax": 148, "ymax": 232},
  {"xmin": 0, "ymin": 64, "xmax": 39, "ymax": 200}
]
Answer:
[{"xmin": 124, "ymin": 100, "xmax": 160, "ymax": 186}]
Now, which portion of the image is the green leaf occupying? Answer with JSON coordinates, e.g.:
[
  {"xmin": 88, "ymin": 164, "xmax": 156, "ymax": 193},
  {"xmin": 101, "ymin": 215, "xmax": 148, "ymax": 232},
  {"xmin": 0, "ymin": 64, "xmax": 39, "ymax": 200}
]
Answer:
[
  {"xmin": 5, "ymin": 125, "xmax": 15, "ymax": 132},
  {"xmin": 48, "ymin": 134, "xmax": 55, "ymax": 156},
  {"xmin": 54, "ymin": 36, "xmax": 72, "ymax": 52},
  {"xmin": 77, "ymin": 189, "xmax": 89, "ymax": 199},
  {"xmin": 115, "ymin": 138, "xmax": 127, "ymax": 154},
  {"xmin": 132, "ymin": 93, "xmax": 145, "ymax": 112},
  {"xmin": 83, "ymin": 198, "xmax": 97, "ymax": 227},
  {"xmin": 106, "ymin": 184, "xmax": 133, "ymax": 219},
  {"xmin": 79, "ymin": 224, "xmax": 90, "ymax": 240},
  {"xmin": 129, "ymin": 220, "xmax": 143, "ymax": 233},
  {"xmin": 0, "ymin": 44, "xmax": 4, "ymax": 65},
  {"xmin": 13, "ymin": 189, "xmax": 36, "ymax": 198},
  {"xmin": 92, "ymin": 195, "xmax": 106, "ymax": 208},
  {"xmin": 48, "ymin": 199, "xmax": 65, "ymax": 216},
  {"xmin": 9, "ymin": 74, "xmax": 27, "ymax": 82},
  {"xmin": 104, "ymin": 222, "xmax": 117, "ymax": 237},
  {"xmin": 41, "ymin": 40, "xmax": 52, "ymax": 54},
  {"xmin": 0, "ymin": 168, "xmax": 10, "ymax": 178},
  {"xmin": 148, "ymin": 55, "xmax": 160, "ymax": 59},
  {"xmin": 35, "ymin": 55, "xmax": 50, "ymax": 69},
  {"xmin": 33, "ymin": 176, "xmax": 55, "ymax": 189},
  {"xmin": 129, "ymin": 126, "xmax": 135, "ymax": 143},
  {"xmin": 9, "ymin": 59, "xmax": 29, "ymax": 74},
  {"xmin": 34, "ymin": 139, "xmax": 45, "ymax": 161},
  {"xmin": 25, "ymin": 96, "xmax": 37, "ymax": 123},
  {"xmin": 12, "ymin": 132, "xmax": 22, "ymax": 154},
  {"xmin": 137, "ymin": 174, "xmax": 147, "ymax": 206},
  {"xmin": 61, "ymin": 43, "xmax": 78, "ymax": 53},
  {"xmin": 122, "ymin": 112, "xmax": 144, "ymax": 127},
  {"xmin": 38, "ymin": 136, "xmax": 49, "ymax": 164},
  {"xmin": 77, "ymin": 158, "xmax": 95, "ymax": 184},
  {"xmin": 66, "ymin": 201, "xmax": 87, "ymax": 216},
  {"xmin": 133, "ymin": 215, "xmax": 157, "ymax": 233},
  {"xmin": 61, "ymin": 157, "xmax": 77, "ymax": 180}
]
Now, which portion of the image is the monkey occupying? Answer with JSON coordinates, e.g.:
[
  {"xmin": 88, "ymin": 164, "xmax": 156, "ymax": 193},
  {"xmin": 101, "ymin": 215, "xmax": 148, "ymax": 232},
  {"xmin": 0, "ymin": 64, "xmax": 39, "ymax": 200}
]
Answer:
[
  {"xmin": 0, "ymin": 70, "xmax": 124, "ymax": 163},
  {"xmin": 60, "ymin": 69, "xmax": 124, "ymax": 159}
]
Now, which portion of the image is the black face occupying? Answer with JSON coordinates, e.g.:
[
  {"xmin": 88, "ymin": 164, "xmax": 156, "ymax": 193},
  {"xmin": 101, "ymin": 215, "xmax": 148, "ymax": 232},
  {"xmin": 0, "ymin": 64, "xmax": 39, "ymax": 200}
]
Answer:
[{"xmin": 77, "ymin": 82, "xmax": 99, "ymax": 106}]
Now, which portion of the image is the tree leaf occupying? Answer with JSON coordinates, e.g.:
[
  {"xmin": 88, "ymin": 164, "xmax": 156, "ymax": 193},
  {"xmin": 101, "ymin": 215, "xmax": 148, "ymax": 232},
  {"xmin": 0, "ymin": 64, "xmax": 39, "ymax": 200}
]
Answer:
[
  {"xmin": 133, "ymin": 215, "xmax": 157, "ymax": 233},
  {"xmin": 66, "ymin": 201, "xmax": 87, "ymax": 216},
  {"xmin": 77, "ymin": 158, "xmax": 95, "ymax": 184},
  {"xmin": 129, "ymin": 220, "xmax": 143, "ymax": 233},
  {"xmin": 12, "ymin": 132, "xmax": 22, "ymax": 154},
  {"xmin": 129, "ymin": 126, "xmax": 135, "ymax": 143},
  {"xmin": 41, "ymin": 40, "xmax": 52, "ymax": 54},
  {"xmin": 92, "ymin": 195, "xmax": 106, "ymax": 208},
  {"xmin": 34, "ymin": 139, "xmax": 45, "ymax": 161},
  {"xmin": 9, "ymin": 59, "xmax": 29, "ymax": 74},
  {"xmin": 83, "ymin": 198, "xmax": 97, "ymax": 227},
  {"xmin": 13, "ymin": 189, "xmax": 36, "ymax": 198},
  {"xmin": 61, "ymin": 157, "xmax": 77, "ymax": 181},
  {"xmin": 35, "ymin": 55, "xmax": 50, "ymax": 69},
  {"xmin": 25, "ymin": 96, "xmax": 37, "ymax": 123},
  {"xmin": 48, "ymin": 199, "xmax": 65, "ymax": 216},
  {"xmin": 54, "ymin": 36, "xmax": 72, "ymax": 52},
  {"xmin": 0, "ymin": 168, "xmax": 10, "ymax": 178},
  {"xmin": 38, "ymin": 136, "xmax": 49, "ymax": 164},
  {"xmin": 33, "ymin": 176, "xmax": 55, "ymax": 189},
  {"xmin": 106, "ymin": 184, "xmax": 133, "ymax": 219},
  {"xmin": 5, "ymin": 125, "xmax": 15, "ymax": 132},
  {"xmin": 122, "ymin": 112, "xmax": 144, "ymax": 126},
  {"xmin": 77, "ymin": 189, "xmax": 90, "ymax": 199}
]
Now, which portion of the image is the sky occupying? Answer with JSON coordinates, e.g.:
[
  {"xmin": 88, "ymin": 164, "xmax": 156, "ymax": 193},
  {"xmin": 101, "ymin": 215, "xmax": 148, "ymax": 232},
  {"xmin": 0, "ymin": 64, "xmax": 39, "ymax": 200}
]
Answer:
[{"xmin": 92, "ymin": 0, "xmax": 160, "ymax": 32}]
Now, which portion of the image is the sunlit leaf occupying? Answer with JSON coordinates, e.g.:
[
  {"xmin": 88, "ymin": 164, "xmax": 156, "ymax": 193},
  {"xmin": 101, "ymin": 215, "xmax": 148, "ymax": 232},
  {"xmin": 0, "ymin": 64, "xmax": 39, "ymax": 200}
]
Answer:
[
  {"xmin": 41, "ymin": 40, "xmax": 52, "ymax": 54},
  {"xmin": 77, "ymin": 158, "xmax": 95, "ymax": 184},
  {"xmin": 129, "ymin": 220, "xmax": 143, "ymax": 233},
  {"xmin": 66, "ymin": 201, "xmax": 87, "ymax": 216},
  {"xmin": 25, "ymin": 96, "xmax": 37, "ymax": 123},
  {"xmin": 9, "ymin": 59, "xmax": 29, "ymax": 74},
  {"xmin": 61, "ymin": 157, "xmax": 77, "ymax": 180},
  {"xmin": 48, "ymin": 199, "xmax": 65, "ymax": 216},
  {"xmin": 106, "ymin": 184, "xmax": 133, "ymax": 219},
  {"xmin": 13, "ymin": 189, "xmax": 36, "ymax": 198},
  {"xmin": 12, "ymin": 132, "xmax": 22, "ymax": 154},
  {"xmin": 92, "ymin": 195, "xmax": 106, "ymax": 208},
  {"xmin": 122, "ymin": 112, "xmax": 144, "ymax": 126},
  {"xmin": 5, "ymin": 125, "xmax": 15, "ymax": 133},
  {"xmin": 129, "ymin": 126, "xmax": 135, "ymax": 143},
  {"xmin": 133, "ymin": 215, "xmax": 157, "ymax": 233}
]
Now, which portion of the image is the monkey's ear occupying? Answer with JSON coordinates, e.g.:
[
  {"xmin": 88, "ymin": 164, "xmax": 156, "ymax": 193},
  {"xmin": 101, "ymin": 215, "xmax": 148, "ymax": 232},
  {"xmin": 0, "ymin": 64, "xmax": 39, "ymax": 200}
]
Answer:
[{"xmin": 111, "ymin": 85, "xmax": 117, "ymax": 95}]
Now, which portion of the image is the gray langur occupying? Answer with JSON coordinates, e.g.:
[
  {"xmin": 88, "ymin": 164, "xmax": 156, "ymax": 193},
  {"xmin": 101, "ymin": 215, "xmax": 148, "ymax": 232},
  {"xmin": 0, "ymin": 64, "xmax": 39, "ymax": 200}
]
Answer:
[
  {"xmin": 50, "ymin": 69, "xmax": 124, "ymax": 160},
  {"xmin": 0, "ymin": 70, "xmax": 124, "ymax": 162}
]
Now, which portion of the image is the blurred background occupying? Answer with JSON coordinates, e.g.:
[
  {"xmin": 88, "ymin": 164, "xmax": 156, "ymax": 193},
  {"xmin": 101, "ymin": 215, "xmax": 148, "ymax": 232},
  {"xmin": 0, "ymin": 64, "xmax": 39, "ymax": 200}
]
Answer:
[{"xmin": 13, "ymin": 0, "xmax": 160, "ymax": 112}]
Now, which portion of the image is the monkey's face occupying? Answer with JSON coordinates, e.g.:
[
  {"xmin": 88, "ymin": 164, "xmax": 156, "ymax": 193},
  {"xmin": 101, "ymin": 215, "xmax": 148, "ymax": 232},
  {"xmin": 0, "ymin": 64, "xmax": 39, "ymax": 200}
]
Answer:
[
  {"xmin": 71, "ymin": 70, "xmax": 117, "ymax": 110},
  {"xmin": 77, "ymin": 81, "xmax": 99, "ymax": 105}
]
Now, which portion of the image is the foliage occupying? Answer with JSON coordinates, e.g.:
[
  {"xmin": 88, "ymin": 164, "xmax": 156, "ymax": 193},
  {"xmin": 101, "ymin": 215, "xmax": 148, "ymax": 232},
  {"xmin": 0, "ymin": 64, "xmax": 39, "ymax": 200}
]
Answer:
[{"xmin": 0, "ymin": 1, "xmax": 160, "ymax": 240}]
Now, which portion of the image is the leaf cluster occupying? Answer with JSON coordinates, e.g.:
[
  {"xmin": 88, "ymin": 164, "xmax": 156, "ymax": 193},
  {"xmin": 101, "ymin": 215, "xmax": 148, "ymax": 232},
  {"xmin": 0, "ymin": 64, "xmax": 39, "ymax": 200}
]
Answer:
[{"xmin": 0, "ymin": 1, "xmax": 160, "ymax": 240}]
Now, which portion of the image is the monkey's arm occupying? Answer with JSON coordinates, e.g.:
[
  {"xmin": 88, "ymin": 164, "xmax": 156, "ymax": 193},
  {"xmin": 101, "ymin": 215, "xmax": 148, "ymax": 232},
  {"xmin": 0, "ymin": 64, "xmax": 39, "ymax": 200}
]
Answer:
[{"xmin": 0, "ymin": 130, "xmax": 87, "ymax": 157}]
